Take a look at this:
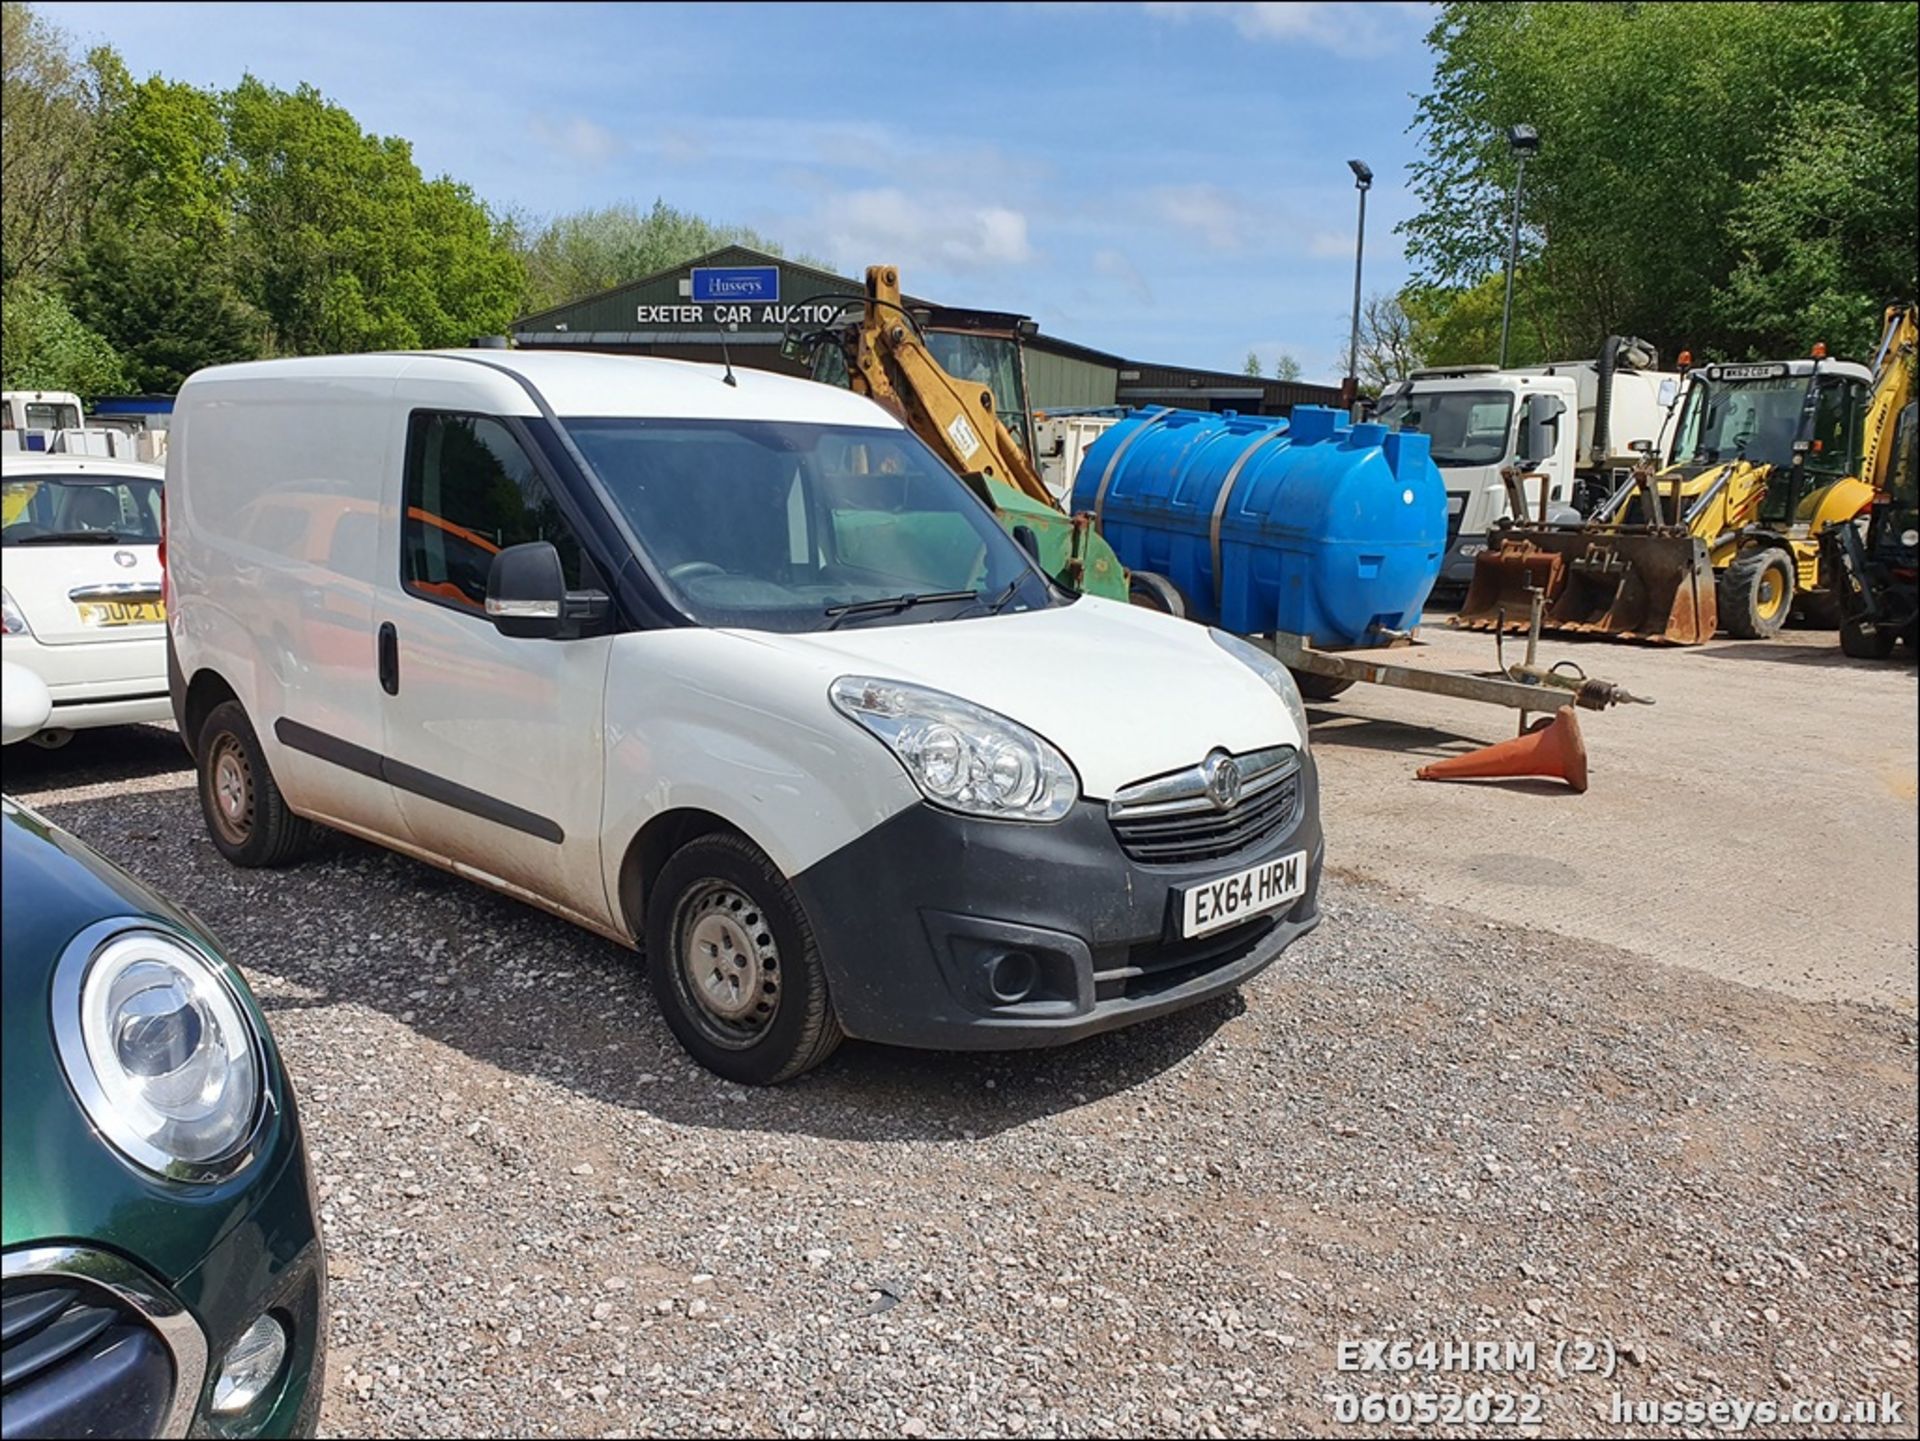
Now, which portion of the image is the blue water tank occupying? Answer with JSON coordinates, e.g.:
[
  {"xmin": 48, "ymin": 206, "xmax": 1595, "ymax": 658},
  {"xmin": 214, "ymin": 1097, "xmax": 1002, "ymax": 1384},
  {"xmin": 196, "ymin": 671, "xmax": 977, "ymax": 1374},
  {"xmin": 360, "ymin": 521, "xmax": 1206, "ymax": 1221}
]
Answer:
[{"xmin": 1072, "ymin": 406, "xmax": 1446, "ymax": 648}]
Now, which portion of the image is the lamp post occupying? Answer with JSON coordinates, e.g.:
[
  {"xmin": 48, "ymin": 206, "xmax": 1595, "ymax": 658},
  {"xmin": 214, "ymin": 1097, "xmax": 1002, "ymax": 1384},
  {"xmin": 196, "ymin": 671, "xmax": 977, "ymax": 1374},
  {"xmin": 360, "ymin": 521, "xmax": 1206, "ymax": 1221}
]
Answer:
[
  {"xmin": 1498, "ymin": 124, "xmax": 1539, "ymax": 369},
  {"xmin": 1344, "ymin": 158, "xmax": 1372, "ymax": 411}
]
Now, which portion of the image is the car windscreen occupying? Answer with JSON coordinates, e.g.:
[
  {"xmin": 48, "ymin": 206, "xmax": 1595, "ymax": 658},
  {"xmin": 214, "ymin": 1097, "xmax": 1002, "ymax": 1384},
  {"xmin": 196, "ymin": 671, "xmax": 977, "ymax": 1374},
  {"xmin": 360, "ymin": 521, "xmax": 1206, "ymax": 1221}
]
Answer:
[
  {"xmin": 1375, "ymin": 389, "xmax": 1515, "ymax": 467},
  {"xmin": 2, "ymin": 473, "xmax": 162, "ymax": 545},
  {"xmin": 563, "ymin": 417, "xmax": 1053, "ymax": 632}
]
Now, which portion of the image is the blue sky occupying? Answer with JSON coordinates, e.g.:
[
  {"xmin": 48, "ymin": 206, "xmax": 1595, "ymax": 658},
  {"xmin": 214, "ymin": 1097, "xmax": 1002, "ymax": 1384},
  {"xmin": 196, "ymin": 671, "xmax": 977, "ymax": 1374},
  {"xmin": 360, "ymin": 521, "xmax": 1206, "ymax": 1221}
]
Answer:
[{"xmin": 43, "ymin": 1, "xmax": 1437, "ymax": 381}]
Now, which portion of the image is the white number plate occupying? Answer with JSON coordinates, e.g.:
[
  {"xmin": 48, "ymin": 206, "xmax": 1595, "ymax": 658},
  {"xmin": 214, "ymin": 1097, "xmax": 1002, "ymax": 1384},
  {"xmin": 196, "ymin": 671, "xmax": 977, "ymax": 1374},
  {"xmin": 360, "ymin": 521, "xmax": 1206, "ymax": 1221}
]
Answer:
[{"xmin": 1179, "ymin": 850, "xmax": 1306, "ymax": 938}]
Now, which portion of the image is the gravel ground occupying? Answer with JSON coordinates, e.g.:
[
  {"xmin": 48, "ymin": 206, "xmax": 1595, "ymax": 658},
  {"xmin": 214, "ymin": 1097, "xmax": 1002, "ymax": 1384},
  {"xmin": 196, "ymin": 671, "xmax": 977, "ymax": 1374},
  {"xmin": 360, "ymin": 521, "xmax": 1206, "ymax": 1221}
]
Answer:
[{"xmin": 7, "ymin": 728, "xmax": 1917, "ymax": 1439}]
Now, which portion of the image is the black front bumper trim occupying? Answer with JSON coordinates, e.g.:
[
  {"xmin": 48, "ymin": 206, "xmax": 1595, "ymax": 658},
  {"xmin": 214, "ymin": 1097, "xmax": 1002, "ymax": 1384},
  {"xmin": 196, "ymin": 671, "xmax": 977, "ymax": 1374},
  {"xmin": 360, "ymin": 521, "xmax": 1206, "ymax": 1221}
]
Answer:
[{"xmin": 790, "ymin": 755, "xmax": 1323, "ymax": 1050}]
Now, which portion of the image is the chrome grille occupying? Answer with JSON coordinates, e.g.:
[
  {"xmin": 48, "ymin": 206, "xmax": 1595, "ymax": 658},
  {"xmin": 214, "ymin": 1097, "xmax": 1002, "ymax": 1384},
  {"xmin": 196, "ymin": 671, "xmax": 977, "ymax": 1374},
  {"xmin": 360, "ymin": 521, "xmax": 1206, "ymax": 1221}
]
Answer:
[{"xmin": 1108, "ymin": 745, "xmax": 1301, "ymax": 865}]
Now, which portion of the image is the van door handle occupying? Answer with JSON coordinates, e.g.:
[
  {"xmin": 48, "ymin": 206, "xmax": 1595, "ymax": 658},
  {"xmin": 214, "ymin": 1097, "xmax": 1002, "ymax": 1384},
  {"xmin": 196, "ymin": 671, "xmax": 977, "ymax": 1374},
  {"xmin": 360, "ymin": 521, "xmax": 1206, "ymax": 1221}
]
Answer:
[{"xmin": 377, "ymin": 622, "xmax": 399, "ymax": 695}]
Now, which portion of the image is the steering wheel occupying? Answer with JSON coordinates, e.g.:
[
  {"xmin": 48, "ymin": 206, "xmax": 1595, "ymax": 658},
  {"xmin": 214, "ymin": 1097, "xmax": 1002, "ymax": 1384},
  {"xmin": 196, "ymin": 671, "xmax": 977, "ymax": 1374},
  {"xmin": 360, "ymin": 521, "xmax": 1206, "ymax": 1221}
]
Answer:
[{"xmin": 667, "ymin": 561, "xmax": 726, "ymax": 584}]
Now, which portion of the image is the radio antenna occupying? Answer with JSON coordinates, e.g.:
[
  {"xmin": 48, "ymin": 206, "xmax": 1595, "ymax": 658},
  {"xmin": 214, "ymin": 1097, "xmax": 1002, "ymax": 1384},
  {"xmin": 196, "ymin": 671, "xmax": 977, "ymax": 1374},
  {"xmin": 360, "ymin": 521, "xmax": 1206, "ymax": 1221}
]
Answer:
[{"xmin": 719, "ymin": 325, "xmax": 739, "ymax": 387}]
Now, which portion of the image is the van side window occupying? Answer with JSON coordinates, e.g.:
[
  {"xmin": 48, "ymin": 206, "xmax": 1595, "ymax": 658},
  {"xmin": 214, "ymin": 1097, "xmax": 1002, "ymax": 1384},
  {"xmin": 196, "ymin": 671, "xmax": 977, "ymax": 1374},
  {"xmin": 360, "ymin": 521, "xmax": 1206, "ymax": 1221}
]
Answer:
[{"xmin": 402, "ymin": 413, "xmax": 586, "ymax": 611}]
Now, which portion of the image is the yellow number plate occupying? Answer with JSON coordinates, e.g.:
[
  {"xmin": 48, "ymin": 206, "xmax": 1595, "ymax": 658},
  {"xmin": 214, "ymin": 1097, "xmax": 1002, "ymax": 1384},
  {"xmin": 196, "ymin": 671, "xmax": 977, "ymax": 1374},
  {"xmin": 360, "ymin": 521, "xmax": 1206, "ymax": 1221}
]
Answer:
[{"xmin": 77, "ymin": 599, "xmax": 165, "ymax": 627}]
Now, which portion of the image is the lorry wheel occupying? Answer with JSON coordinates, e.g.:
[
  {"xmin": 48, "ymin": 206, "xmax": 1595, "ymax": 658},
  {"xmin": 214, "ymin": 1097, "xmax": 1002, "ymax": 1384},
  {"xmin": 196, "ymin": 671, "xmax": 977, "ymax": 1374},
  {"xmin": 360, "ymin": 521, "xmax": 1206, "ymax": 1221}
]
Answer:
[
  {"xmin": 1293, "ymin": 671, "xmax": 1356, "ymax": 701},
  {"xmin": 1719, "ymin": 548, "xmax": 1795, "ymax": 639},
  {"xmin": 647, "ymin": 832, "xmax": 843, "ymax": 1085},
  {"xmin": 195, "ymin": 701, "xmax": 317, "ymax": 867},
  {"xmin": 1839, "ymin": 618, "xmax": 1896, "ymax": 659},
  {"xmin": 1127, "ymin": 571, "xmax": 1187, "ymax": 617}
]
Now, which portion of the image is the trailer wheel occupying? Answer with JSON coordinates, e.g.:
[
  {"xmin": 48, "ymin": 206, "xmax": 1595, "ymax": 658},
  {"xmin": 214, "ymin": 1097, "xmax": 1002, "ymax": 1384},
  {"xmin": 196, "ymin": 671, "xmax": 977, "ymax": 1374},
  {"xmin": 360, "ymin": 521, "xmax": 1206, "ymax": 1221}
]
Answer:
[
  {"xmin": 1839, "ymin": 618, "xmax": 1896, "ymax": 659},
  {"xmin": 1293, "ymin": 671, "xmax": 1356, "ymax": 701},
  {"xmin": 1127, "ymin": 570, "xmax": 1187, "ymax": 617},
  {"xmin": 1719, "ymin": 547, "xmax": 1795, "ymax": 639}
]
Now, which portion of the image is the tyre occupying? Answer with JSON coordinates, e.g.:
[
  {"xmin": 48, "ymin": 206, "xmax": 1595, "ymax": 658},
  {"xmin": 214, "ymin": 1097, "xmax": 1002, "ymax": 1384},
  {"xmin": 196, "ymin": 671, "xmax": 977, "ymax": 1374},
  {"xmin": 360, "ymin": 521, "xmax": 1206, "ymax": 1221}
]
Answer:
[
  {"xmin": 1293, "ymin": 671, "xmax": 1356, "ymax": 701},
  {"xmin": 1127, "ymin": 570, "xmax": 1187, "ymax": 617},
  {"xmin": 646, "ymin": 832, "xmax": 842, "ymax": 1085},
  {"xmin": 195, "ymin": 700, "xmax": 316, "ymax": 867},
  {"xmin": 1839, "ymin": 618, "xmax": 1896, "ymax": 659},
  {"xmin": 1719, "ymin": 547, "xmax": 1795, "ymax": 639}
]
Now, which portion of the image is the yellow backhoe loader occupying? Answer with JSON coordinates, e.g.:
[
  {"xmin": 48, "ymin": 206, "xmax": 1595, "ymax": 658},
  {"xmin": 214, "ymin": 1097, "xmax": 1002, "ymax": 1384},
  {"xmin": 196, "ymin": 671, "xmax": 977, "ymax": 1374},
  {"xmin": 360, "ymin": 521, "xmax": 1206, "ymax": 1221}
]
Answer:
[{"xmin": 1458, "ymin": 304, "xmax": 1917, "ymax": 644}]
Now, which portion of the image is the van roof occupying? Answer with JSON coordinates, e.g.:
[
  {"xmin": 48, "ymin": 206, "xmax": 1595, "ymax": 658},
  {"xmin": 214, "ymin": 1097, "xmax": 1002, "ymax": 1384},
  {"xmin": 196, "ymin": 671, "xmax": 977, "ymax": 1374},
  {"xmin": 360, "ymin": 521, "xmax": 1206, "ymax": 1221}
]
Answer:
[{"xmin": 177, "ymin": 350, "xmax": 904, "ymax": 428}]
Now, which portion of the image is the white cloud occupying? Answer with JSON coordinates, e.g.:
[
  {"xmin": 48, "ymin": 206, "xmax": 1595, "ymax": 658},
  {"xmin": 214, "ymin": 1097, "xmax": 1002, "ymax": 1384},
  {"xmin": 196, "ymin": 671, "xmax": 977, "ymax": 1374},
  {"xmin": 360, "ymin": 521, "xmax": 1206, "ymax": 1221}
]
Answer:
[
  {"xmin": 1138, "ymin": 1, "xmax": 1430, "ymax": 56},
  {"xmin": 1308, "ymin": 229, "xmax": 1355, "ymax": 259},
  {"xmin": 806, "ymin": 188, "xmax": 1037, "ymax": 274},
  {"xmin": 1149, "ymin": 183, "xmax": 1252, "ymax": 251},
  {"xmin": 529, "ymin": 114, "xmax": 622, "ymax": 168}
]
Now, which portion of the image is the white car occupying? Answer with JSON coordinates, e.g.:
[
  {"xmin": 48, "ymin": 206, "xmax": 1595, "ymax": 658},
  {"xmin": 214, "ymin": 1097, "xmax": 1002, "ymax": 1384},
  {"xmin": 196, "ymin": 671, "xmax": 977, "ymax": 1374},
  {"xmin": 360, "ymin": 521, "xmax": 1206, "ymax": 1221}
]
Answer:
[{"xmin": 1, "ymin": 455, "xmax": 171, "ymax": 745}]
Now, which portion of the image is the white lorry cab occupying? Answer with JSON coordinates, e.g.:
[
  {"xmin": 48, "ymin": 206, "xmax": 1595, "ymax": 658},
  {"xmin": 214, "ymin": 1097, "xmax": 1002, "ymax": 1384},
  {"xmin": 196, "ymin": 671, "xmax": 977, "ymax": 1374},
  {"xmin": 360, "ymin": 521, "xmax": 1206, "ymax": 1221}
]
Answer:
[
  {"xmin": 165, "ymin": 351, "xmax": 1323, "ymax": 1083},
  {"xmin": 1374, "ymin": 368, "xmax": 1584, "ymax": 588},
  {"xmin": 1377, "ymin": 340, "xmax": 1681, "ymax": 586}
]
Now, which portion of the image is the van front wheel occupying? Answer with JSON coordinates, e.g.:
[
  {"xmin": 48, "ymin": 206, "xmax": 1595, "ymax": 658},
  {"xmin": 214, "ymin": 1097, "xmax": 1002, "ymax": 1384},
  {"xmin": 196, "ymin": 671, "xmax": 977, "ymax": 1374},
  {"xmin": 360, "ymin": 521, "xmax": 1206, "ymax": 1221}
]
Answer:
[
  {"xmin": 196, "ymin": 700, "xmax": 316, "ymax": 867},
  {"xmin": 646, "ymin": 833, "xmax": 843, "ymax": 1085}
]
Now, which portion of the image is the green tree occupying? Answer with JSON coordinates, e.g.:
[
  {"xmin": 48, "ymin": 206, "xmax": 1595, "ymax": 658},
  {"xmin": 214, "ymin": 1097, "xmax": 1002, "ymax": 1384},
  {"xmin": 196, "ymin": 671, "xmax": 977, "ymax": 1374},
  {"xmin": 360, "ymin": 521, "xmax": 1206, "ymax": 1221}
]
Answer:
[
  {"xmin": 1242, "ymin": 349, "xmax": 1263, "ymax": 377},
  {"xmin": 64, "ymin": 230, "xmax": 259, "ymax": 391},
  {"xmin": 1400, "ymin": 274, "xmax": 1552, "ymax": 369},
  {"xmin": 1402, "ymin": 2, "xmax": 1918, "ymax": 362},
  {"xmin": 513, "ymin": 199, "xmax": 792, "ymax": 316},
  {"xmin": 1273, "ymin": 353, "xmax": 1303, "ymax": 382},
  {"xmin": 65, "ymin": 74, "xmax": 260, "ymax": 390},
  {"xmin": 1, "ymin": 2, "xmax": 125, "ymax": 289},
  {"xmin": 1, "ymin": 282, "xmax": 127, "ymax": 393},
  {"xmin": 224, "ymin": 76, "xmax": 523, "ymax": 353}
]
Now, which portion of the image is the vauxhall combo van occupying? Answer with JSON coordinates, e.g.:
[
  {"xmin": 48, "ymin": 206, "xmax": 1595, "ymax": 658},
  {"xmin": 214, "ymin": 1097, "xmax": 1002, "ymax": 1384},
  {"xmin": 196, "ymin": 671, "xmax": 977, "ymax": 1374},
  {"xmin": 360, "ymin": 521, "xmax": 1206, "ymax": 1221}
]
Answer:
[{"xmin": 166, "ymin": 351, "xmax": 1323, "ymax": 1083}]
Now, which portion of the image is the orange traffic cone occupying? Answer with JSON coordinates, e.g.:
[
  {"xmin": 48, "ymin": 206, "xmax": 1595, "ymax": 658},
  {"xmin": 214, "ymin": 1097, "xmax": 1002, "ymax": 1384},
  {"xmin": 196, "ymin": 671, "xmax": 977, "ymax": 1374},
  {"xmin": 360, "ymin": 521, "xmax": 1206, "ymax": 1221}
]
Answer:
[{"xmin": 1416, "ymin": 706, "xmax": 1589, "ymax": 793}]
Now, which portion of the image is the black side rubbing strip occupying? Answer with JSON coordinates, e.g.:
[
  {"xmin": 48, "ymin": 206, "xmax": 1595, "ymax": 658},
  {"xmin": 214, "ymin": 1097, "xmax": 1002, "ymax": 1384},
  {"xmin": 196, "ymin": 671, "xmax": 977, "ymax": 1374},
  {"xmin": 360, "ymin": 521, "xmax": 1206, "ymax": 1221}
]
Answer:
[{"xmin": 273, "ymin": 718, "xmax": 564, "ymax": 845}]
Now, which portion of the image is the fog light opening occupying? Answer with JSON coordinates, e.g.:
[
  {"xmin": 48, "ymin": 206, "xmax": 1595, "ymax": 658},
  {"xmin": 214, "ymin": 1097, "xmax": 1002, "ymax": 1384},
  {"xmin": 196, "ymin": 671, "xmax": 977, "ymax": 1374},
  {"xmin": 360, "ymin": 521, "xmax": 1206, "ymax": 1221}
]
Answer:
[
  {"xmin": 211, "ymin": 1312, "xmax": 287, "ymax": 1416},
  {"xmin": 986, "ymin": 950, "xmax": 1038, "ymax": 1005}
]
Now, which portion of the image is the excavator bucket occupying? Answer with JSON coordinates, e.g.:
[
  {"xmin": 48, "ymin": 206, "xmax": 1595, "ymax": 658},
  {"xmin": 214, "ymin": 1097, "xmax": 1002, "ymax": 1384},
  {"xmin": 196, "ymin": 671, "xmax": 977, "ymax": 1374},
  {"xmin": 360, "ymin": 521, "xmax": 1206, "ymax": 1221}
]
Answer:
[{"xmin": 1455, "ymin": 529, "xmax": 1719, "ymax": 645}]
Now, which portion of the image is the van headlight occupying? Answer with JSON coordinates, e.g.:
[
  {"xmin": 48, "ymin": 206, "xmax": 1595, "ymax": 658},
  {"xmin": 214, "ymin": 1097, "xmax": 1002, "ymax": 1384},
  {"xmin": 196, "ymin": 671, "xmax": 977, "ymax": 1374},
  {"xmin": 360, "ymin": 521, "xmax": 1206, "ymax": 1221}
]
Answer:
[
  {"xmin": 1209, "ymin": 630, "xmax": 1311, "ymax": 751},
  {"xmin": 53, "ymin": 925, "xmax": 265, "ymax": 1179},
  {"xmin": 830, "ymin": 677, "xmax": 1078, "ymax": 822}
]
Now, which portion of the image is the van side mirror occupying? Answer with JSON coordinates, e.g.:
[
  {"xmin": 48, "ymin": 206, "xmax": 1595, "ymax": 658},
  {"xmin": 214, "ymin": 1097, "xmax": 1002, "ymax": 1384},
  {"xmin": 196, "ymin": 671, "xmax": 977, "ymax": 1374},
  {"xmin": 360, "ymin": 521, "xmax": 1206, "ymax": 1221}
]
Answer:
[
  {"xmin": 485, "ymin": 542, "xmax": 608, "ymax": 640},
  {"xmin": 1519, "ymin": 396, "xmax": 1565, "ymax": 464},
  {"xmin": 1011, "ymin": 523, "xmax": 1041, "ymax": 562}
]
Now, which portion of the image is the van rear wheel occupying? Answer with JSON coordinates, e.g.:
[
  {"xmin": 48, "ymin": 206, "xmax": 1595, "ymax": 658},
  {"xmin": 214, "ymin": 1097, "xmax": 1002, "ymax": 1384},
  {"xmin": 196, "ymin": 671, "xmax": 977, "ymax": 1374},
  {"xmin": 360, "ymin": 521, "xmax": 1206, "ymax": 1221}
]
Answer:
[
  {"xmin": 646, "ymin": 832, "xmax": 842, "ymax": 1085},
  {"xmin": 196, "ymin": 701, "xmax": 316, "ymax": 867}
]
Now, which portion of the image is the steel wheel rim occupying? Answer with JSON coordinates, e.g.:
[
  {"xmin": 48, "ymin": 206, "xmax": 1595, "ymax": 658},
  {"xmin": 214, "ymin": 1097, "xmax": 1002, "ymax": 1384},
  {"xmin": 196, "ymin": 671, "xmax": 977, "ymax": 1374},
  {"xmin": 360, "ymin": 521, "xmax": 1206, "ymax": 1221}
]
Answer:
[
  {"xmin": 1757, "ymin": 567, "xmax": 1786, "ymax": 619},
  {"xmin": 207, "ymin": 735, "xmax": 254, "ymax": 846},
  {"xmin": 672, "ymin": 881, "xmax": 780, "ymax": 1049}
]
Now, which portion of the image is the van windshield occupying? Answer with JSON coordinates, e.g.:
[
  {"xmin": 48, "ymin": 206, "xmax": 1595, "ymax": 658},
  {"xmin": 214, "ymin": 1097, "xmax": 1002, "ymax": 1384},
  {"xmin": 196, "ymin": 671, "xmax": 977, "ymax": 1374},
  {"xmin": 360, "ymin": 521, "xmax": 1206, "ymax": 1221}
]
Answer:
[{"xmin": 564, "ymin": 418, "xmax": 1056, "ymax": 632}]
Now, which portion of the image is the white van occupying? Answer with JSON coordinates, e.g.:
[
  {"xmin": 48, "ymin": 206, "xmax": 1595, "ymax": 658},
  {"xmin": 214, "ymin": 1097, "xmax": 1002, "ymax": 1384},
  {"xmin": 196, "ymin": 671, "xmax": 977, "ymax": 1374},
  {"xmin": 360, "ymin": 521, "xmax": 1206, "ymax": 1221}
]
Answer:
[{"xmin": 166, "ymin": 351, "xmax": 1324, "ymax": 1083}]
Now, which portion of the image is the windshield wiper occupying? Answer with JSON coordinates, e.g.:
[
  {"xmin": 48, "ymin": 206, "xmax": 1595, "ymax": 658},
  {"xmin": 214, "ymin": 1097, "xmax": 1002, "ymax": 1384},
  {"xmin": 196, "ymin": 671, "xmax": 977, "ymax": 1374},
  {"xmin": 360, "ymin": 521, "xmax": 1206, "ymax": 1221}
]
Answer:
[
  {"xmin": 821, "ymin": 589, "xmax": 978, "ymax": 629},
  {"xmin": 982, "ymin": 575, "xmax": 1025, "ymax": 614},
  {"xmin": 9, "ymin": 530, "xmax": 128, "ymax": 545}
]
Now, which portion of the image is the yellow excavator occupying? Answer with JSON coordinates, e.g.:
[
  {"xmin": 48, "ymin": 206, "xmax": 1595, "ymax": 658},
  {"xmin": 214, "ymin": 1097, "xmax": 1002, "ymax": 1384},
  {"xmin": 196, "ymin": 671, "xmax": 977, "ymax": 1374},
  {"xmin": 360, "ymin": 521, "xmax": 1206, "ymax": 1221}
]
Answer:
[
  {"xmin": 1458, "ymin": 303, "xmax": 1918, "ymax": 643},
  {"xmin": 788, "ymin": 264, "xmax": 1133, "ymax": 603}
]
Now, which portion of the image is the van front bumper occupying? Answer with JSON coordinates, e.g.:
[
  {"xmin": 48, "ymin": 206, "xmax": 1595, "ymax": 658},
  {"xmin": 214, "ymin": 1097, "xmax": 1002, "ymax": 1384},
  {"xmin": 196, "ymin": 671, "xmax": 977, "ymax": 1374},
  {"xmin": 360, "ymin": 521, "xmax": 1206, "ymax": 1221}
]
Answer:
[{"xmin": 790, "ymin": 756, "xmax": 1322, "ymax": 1051}]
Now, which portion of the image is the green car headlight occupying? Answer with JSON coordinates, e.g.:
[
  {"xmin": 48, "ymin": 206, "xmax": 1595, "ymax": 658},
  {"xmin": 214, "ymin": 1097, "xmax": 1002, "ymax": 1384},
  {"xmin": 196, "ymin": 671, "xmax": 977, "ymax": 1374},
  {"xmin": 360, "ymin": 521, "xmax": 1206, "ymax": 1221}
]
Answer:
[{"xmin": 54, "ymin": 923, "xmax": 265, "ymax": 1180}]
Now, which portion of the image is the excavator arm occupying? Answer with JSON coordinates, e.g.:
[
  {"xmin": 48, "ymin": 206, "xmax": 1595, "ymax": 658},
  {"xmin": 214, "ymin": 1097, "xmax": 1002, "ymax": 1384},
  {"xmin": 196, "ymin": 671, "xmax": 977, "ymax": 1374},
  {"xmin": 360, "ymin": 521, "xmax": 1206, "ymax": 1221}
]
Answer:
[
  {"xmin": 1860, "ymin": 303, "xmax": 1917, "ymax": 495},
  {"xmin": 837, "ymin": 265, "xmax": 1058, "ymax": 509}
]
